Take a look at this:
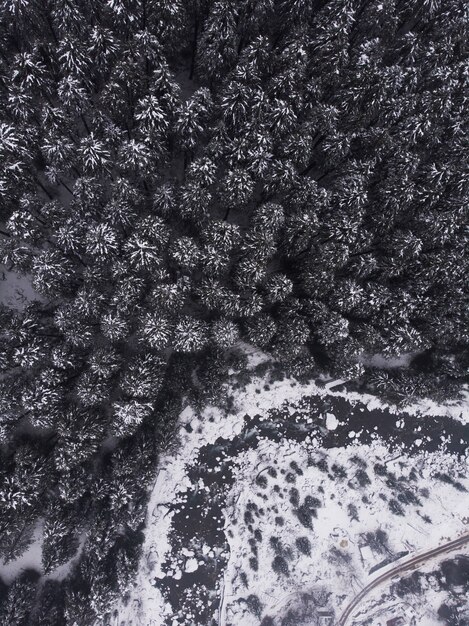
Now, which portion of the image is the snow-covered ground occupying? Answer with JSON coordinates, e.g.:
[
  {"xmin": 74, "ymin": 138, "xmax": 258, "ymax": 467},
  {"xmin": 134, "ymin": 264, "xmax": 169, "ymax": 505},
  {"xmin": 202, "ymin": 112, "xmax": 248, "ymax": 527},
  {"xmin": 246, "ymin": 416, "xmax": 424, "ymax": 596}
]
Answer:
[
  {"xmin": 109, "ymin": 364, "xmax": 469, "ymax": 626},
  {"xmin": 0, "ymin": 266, "xmax": 41, "ymax": 310},
  {"xmin": 222, "ymin": 438, "xmax": 468, "ymax": 625}
]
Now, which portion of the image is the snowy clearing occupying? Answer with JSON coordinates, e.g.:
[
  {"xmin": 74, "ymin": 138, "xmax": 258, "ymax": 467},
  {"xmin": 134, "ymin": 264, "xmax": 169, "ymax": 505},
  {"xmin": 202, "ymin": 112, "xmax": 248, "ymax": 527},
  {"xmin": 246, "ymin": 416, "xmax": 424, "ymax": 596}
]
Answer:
[{"xmin": 110, "ymin": 369, "xmax": 469, "ymax": 626}]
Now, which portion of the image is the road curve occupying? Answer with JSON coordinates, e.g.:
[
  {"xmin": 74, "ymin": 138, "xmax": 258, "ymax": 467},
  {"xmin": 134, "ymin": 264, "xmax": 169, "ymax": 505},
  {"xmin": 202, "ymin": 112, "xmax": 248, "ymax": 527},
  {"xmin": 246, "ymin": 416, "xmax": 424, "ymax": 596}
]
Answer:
[{"xmin": 336, "ymin": 532, "xmax": 469, "ymax": 626}]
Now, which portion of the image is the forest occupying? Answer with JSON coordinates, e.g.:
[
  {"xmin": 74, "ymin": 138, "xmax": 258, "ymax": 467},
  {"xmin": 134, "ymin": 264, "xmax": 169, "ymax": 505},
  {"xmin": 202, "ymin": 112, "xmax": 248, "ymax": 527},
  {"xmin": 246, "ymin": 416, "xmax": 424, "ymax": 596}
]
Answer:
[{"xmin": 0, "ymin": 0, "xmax": 467, "ymax": 623}]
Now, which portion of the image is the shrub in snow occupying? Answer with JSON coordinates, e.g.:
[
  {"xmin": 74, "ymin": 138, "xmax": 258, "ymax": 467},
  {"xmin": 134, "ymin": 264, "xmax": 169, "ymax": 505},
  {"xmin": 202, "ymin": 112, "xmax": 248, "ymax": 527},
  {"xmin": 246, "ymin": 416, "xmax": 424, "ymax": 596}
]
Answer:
[
  {"xmin": 295, "ymin": 536, "xmax": 311, "ymax": 556},
  {"xmin": 272, "ymin": 555, "xmax": 289, "ymax": 576}
]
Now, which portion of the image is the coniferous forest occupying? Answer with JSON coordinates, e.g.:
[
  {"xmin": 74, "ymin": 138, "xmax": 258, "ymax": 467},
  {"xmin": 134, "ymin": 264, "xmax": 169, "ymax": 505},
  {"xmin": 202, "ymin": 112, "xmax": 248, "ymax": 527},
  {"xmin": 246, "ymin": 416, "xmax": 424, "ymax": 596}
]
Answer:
[{"xmin": 0, "ymin": 0, "xmax": 467, "ymax": 623}]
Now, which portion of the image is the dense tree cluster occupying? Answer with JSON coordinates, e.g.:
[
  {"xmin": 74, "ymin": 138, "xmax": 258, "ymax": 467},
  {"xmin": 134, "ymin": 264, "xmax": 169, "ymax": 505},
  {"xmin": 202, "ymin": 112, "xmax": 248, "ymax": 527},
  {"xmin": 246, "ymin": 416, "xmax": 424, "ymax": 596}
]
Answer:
[{"xmin": 0, "ymin": 0, "xmax": 467, "ymax": 622}]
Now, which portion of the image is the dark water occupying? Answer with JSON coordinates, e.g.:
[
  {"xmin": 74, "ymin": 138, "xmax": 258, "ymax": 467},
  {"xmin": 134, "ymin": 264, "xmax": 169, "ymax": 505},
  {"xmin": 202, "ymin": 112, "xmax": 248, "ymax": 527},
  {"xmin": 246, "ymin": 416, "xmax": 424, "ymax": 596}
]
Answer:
[{"xmin": 154, "ymin": 393, "xmax": 469, "ymax": 625}]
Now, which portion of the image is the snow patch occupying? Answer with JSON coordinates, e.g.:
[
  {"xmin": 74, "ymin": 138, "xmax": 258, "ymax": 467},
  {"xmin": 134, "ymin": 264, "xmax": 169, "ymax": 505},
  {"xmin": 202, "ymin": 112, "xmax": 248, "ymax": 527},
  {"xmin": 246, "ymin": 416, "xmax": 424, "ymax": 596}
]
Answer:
[
  {"xmin": 184, "ymin": 558, "xmax": 198, "ymax": 573},
  {"xmin": 325, "ymin": 413, "xmax": 339, "ymax": 430}
]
